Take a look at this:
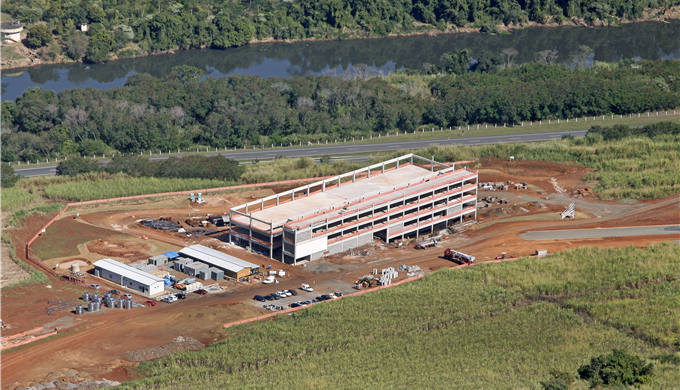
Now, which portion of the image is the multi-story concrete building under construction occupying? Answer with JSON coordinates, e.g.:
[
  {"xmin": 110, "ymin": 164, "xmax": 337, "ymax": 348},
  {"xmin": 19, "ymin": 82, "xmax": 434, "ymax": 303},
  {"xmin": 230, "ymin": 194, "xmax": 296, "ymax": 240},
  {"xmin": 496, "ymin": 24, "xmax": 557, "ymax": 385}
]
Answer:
[{"xmin": 228, "ymin": 154, "xmax": 478, "ymax": 264}]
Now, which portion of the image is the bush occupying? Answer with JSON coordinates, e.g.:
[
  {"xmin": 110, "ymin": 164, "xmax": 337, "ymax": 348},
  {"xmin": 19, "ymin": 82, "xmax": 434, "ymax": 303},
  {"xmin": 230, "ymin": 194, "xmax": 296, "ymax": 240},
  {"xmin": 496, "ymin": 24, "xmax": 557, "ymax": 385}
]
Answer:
[
  {"xmin": 578, "ymin": 349, "xmax": 653, "ymax": 387},
  {"xmin": 26, "ymin": 24, "xmax": 53, "ymax": 48},
  {"xmin": 56, "ymin": 157, "xmax": 101, "ymax": 176},
  {"xmin": 106, "ymin": 154, "xmax": 244, "ymax": 181},
  {"xmin": 66, "ymin": 32, "xmax": 89, "ymax": 59},
  {"xmin": 1, "ymin": 163, "xmax": 20, "ymax": 188}
]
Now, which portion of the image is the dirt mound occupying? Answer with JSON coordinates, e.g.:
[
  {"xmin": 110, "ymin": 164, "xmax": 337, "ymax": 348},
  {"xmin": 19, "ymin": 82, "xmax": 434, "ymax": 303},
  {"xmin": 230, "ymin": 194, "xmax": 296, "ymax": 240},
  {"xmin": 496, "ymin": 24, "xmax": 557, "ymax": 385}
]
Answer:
[
  {"xmin": 484, "ymin": 204, "xmax": 531, "ymax": 216},
  {"xmin": 124, "ymin": 336, "xmax": 205, "ymax": 362},
  {"xmin": 85, "ymin": 239, "xmax": 152, "ymax": 258}
]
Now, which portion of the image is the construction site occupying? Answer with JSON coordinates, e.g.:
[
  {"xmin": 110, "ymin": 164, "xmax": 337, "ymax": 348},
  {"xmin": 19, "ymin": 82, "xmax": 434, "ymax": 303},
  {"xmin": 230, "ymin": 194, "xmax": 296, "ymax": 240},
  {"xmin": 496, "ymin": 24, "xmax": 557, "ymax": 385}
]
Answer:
[
  {"xmin": 228, "ymin": 154, "xmax": 478, "ymax": 264},
  {"xmin": 1, "ymin": 155, "xmax": 678, "ymax": 389}
]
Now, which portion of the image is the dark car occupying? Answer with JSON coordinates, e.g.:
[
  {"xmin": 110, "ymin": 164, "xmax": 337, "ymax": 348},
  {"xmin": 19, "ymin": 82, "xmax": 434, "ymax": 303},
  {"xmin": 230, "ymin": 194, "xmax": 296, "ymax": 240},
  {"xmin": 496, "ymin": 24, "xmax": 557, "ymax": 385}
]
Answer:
[
  {"xmin": 264, "ymin": 295, "xmax": 274, "ymax": 301},
  {"xmin": 194, "ymin": 289, "xmax": 207, "ymax": 295},
  {"xmin": 254, "ymin": 295, "xmax": 266, "ymax": 302},
  {"xmin": 290, "ymin": 303, "xmax": 302, "ymax": 308},
  {"xmin": 176, "ymin": 293, "xmax": 186, "ymax": 299},
  {"xmin": 316, "ymin": 296, "xmax": 327, "ymax": 301},
  {"xmin": 288, "ymin": 289, "xmax": 298, "ymax": 296},
  {"xmin": 321, "ymin": 294, "xmax": 333, "ymax": 300},
  {"xmin": 266, "ymin": 294, "xmax": 279, "ymax": 301},
  {"xmin": 334, "ymin": 292, "xmax": 343, "ymax": 297},
  {"xmin": 304, "ymin": 300, "xmax": 314, "ymax": 305},
  {"xmin": 108, "ymin": 290, "xmax": 120, "ymax": 295}
]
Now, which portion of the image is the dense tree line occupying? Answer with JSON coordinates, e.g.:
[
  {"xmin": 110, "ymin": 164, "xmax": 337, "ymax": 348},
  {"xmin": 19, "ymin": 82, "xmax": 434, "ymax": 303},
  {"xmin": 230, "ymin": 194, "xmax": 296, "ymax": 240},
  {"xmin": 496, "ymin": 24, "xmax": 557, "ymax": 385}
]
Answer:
[
  {"xmin": 3, "ymin": 0, "xmax": 677, "ymax": 62},
  {"xmin": 2, "ymin": 60, "xmax": 679, "ymax": 163},
  {"xmin": 56, "ymin": 154, "xmax": 244, "ymax": 180}
]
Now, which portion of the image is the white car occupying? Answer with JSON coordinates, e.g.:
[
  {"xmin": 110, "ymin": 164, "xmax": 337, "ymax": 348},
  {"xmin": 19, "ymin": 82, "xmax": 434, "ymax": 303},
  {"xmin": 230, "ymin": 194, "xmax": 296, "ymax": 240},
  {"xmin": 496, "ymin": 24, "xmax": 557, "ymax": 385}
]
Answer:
[
  {"xmin": 263, "ymin": 276, "xmax": 276, "ymax": 284},
  {"xmin": 162, "ymin": 295, "xmax": 178, "ymax": 303},
  {"xmin": 300, "ymin": 284, "xmax": 314, "ymax": 292},
  {"xmin": 122, "ymin": 293, "xmax": 132, "ymax": 299}
]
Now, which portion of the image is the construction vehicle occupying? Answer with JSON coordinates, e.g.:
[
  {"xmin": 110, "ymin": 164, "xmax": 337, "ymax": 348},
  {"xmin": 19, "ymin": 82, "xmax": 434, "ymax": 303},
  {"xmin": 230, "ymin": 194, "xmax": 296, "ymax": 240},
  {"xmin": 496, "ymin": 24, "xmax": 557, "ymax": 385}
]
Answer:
[
  {"xmin": 353, "ymin": 276, "xmax": 379, "ymax": 289},
  {"xmin": 443, "ymin": 248, "xmax": 475, "ymax": 264},
  {"xmin": 495, "ymin": 252, "xmax": 516, "ymax": 260},
  {"xmin": 415, "ymin": 237, "xmax": 439, "ymax": 249}
]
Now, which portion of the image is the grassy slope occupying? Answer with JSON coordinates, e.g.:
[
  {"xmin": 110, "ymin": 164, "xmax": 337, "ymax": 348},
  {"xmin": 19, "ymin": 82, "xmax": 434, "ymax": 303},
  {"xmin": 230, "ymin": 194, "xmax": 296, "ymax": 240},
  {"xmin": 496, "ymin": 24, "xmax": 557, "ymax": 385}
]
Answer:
[{"xmin": 120, "ymin": 243, "xmax": 680, "ymax": 389}]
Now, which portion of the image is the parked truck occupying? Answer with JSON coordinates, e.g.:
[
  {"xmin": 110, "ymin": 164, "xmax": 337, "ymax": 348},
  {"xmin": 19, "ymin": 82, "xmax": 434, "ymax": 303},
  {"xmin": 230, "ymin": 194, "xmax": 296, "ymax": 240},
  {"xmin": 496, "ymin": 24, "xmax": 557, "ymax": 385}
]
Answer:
[{"xmin": 443, "ymin": 248, "xmax": 475, "ymax": 265}]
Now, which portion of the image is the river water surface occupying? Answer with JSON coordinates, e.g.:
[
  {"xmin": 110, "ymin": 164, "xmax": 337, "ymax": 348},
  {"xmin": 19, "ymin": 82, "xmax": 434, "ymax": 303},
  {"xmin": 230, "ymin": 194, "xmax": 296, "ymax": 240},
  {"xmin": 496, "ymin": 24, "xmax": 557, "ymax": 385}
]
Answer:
[{"xmin": 2, "ymin": 20, "xmax": 679, "ymax": 101}]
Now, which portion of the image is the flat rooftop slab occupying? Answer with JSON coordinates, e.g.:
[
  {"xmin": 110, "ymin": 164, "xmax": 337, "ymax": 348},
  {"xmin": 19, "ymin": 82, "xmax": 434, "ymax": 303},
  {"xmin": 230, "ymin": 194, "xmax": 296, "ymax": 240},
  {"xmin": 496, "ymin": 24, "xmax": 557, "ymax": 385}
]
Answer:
[{"xmin": 232, "ymin": 165, "xmax": 476, "ymax": 231}]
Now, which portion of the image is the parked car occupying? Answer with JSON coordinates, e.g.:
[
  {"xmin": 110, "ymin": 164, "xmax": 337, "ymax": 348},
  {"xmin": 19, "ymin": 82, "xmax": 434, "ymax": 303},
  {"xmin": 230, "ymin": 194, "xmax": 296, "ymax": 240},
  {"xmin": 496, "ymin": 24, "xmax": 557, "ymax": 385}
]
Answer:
[
  {"xmin": 108, "ymin": 290, "xmax": 120, "ymax": 295},
  {"xmin": 176, "ymin": 293, "xmax": 186, "ymax": 299},
  {"xmin": 290, "ymin": 303, "xmax": 302, "ymax": 308},
  {"xmin": 300, "ymin": 284, "xmax": 314, "ymax": 292},
  {"xmin": 122, "ymin": 293, "xmax": 132, "ymax": 299},
  {"xmin": 288, "ymin": 289, "xmax": 298, "ymax": 296},
  {"xmin": 90, "ymin": 284, "xmax": 100, "ymax": 290},
  {"xmin": 267, "ymin": 294, "xmax": 280, "ymax": 300},
  {"xmin": 263, "ymin": 276, "xmax": 276, "ymax": 284},
  {"xmin": 145, "ymin": 300, "xmax": 157, "ymax": 306},
  {"xmin": 253, "ymin": 295, "xmax": 266, "ymax": 302},
  {"xmin": 194, "ymin": 289, "xmax": 207, "ymax": 295},
  {"xmin": 316, "ymin": 296, "xmax": 327, "ymax": 301},
  {"xmin": 321, "ymin": 294, "xmax": 333, "ymax": 300},
  {"xmin": 303, "ymin": 300, "xmax": 313, "ymax": 305},
  {"xmin": 264, "ymin": 295, "xmax": 274, "ymax": 301},
  {"xmin": 334, "ymin": 292, "xmax": 343, "ymax": 297},
  {"xmin": 161, "ymin": 295, "xmax": 177, "ymax": 303}
]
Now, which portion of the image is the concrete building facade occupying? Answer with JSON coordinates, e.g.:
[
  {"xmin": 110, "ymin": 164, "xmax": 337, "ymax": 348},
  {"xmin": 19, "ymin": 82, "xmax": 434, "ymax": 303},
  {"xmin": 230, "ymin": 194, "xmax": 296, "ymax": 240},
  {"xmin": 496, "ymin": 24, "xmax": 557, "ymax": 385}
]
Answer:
[
  {"xmin": 93, "ymin": 258, "xmax": 165, "ymax": 296},
  {"xmin": 229, "ymin": 154, "xmax": 478, "ymax": 264}
]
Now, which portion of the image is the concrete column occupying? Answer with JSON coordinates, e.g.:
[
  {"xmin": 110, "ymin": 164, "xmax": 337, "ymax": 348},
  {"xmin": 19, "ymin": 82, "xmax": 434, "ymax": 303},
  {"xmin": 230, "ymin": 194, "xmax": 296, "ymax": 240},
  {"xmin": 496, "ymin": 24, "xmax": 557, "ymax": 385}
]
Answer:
[
  {"xmin": 276, "ymin": 195, "xmax": 280, "ymax": 206},
  {"xmin": 228, "ymin": 210, "xmax": 233, "ymax": 244},
  {"xmin": 323, "ymin": 181, "xmax": 326, "ymax": 192},
  {"xmin": 353, "ymin": 173, "xmax": 356, "ymax": 183},
  {"xmin": 261, "ymin": 200, "xmax": 264, "ymax": 211},
  {"xmin": 410, "ymin": 156, "xmax": 413, "ymax": 165},
  {"xmin": 307, "ymin": 185, "xmax": 310, "ymax": 197},
  {"xmin": 338, "ymin": 178, "xmax": 341, "ymax": 188},
  {"xmin": 431, "ymin": 156, "xmax": 434, "ymax": 171},
  {"xmin": 397, "ymin": 159, "xmax": 400, "ymax": 169},
  {"xmin": 367, "ymin": 168, "xmax": 371, "ymax": 178},
  {"xmin": 245, "ymin": 204, "xmax": 249, "ymax": 213},
  {"xmin": 416, "ymin": 220, "xmax": 420, "ymax": 238},
  {"xmin": 382, "ymin": 163, "xmax": 385, "ymax": 174},
  {"xmin": 292, "ymin": 191, "xmax": 295, "ymax": 201},
  {"xmin": 249, "ymin": 213, "xmax": 253, "ymax": 250},
  {"xmin": 269, "ymin": 221, "xmax": 273, "ymax": 258}
]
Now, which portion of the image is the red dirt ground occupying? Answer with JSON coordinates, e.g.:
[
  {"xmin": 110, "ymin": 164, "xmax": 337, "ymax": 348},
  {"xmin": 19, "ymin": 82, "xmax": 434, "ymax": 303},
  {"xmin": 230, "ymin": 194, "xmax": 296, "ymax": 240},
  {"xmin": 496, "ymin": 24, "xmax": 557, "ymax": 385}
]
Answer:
[{"xmin": 2, "ymin": 161, "xmax": 678, "ymax": 389}]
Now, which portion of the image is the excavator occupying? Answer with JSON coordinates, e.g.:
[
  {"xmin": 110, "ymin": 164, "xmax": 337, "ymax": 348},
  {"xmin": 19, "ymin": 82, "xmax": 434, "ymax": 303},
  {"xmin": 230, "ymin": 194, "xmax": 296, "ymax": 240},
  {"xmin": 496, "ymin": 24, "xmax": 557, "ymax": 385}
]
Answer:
[{"xmin": 353, "ymin": 277, "xmax": 379, "ymax": 290}]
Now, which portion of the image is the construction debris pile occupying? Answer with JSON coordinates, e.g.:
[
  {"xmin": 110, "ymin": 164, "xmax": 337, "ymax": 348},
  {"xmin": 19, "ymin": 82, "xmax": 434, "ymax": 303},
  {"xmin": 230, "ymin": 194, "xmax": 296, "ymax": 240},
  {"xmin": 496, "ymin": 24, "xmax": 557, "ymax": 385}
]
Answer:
[
  {"xmin": 398, "ymin": 264, "xmax": 424, "ymax": 277},
  {"xmin": 479, "ymin": 181, "xmax": 528, "ymax": 191},
  {"xmin": 141, "ymin": 218, "xmax": 180, "ymax": 231},
  {"xmin": 477, "ymin": 196, "xmax": 509, "ymax": 208},
  {"xmin": 347, "ymin": 248, "xmax": 371, "ymax": 256}
]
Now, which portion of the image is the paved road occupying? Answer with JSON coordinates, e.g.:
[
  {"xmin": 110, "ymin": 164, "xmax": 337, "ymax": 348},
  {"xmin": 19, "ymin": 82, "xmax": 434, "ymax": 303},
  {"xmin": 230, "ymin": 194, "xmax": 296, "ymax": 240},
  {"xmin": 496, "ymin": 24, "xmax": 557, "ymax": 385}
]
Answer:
[
  {"xmin": 14, "ymin": 129, "xmax": 587, "ymax": 177},
  {"xmin": 520, "ymin": 225, "xmax": 680, "ymax": 241}
]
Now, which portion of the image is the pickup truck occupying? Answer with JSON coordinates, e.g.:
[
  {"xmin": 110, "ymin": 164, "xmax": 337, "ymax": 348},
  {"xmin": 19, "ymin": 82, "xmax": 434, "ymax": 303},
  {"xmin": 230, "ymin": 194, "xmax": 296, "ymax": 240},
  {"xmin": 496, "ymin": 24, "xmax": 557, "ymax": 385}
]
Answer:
[
  {"xmin": 415, "ymin": 237, "xmax": 439, "ymax": 249},
  {"xmin": 300, "ymin": 284, "xmax": 314, "ymax": 292},
  {"xmin": 263, "ymin": 276, "xmax": 276, "ymax": 284}
]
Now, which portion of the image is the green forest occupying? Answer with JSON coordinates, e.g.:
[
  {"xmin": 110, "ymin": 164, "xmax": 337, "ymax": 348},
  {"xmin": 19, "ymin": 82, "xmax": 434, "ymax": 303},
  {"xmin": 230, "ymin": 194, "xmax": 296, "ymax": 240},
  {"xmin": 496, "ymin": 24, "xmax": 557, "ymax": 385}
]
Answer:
[
  {"xmin": 5, "ymin": 0, "xmax": 678, "ymax": 63},
  {"xmin": 2, "ymin": 59, "xmax": 679, "ymax": 163}
]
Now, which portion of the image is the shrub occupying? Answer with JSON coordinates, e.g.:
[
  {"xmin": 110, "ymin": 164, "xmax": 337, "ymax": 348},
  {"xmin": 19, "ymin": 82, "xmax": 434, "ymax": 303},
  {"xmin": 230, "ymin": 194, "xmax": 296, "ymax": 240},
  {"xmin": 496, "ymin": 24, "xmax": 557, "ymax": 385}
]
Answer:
[
  {"xmin": 56, "ymin": 157, "xmax": 101, "ymax": 176},
  {"xmin": 26, "ymin": 24, "xmax": 53, "ymax": 48},
  {"xmin": 1, "ymin": 163, "xmax": 20, "ymax": 188},
  {"xmin": 578, "ymin": 349, "xmax": 653, "ymax": 387}
]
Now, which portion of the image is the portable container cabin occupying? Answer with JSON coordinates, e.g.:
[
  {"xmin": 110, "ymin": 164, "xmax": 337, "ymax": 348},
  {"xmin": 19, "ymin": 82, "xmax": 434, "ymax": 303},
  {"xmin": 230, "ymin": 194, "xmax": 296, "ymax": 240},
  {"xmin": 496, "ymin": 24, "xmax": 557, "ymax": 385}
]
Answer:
[
  {"xmin": 184, "ymin": 261, "xmax": 209, "ymax": 277},
  {"xmin": 148, "ymin": 255, "xmax": 168, "ymax": 266},
  {"xmin": 93, "ymin": 258, "xmax": 164, "ymax": 296},
  {"xmin": 173, "ymin": 257, "xmax": 192, "ymax": 272}
]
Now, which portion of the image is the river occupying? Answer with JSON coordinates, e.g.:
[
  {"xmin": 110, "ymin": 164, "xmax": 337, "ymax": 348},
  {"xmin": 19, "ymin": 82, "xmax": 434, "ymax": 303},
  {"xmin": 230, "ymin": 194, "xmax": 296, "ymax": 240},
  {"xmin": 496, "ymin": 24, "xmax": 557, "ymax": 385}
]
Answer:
[{"xmin": 2, "ymin": 20, "xmax": 679, "ymax": 101}]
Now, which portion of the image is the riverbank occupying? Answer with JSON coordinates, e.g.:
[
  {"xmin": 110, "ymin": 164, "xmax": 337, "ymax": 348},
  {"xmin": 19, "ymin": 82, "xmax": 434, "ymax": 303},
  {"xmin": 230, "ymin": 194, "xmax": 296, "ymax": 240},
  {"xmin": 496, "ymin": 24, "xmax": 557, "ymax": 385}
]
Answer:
[{"xmin": 2, "ymin": 7, "xmax": 678, "ymax": 72}]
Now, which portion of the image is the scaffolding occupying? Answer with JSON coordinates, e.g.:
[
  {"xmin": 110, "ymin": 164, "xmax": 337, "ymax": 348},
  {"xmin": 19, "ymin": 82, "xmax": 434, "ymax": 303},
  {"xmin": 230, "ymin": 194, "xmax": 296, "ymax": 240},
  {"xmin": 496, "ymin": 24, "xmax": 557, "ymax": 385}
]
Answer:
[{"xmin": 228, "ymin": 154, "xmax": 478, "ymax": 264}]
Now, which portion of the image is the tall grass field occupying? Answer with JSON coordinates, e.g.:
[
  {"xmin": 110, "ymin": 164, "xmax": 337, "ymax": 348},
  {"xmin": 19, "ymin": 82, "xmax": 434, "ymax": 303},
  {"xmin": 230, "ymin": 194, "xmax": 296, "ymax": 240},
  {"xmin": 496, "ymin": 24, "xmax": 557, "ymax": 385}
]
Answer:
[
  {"xmin": 119, "ymin": 243, "xmax": 680, "ymax": 389},
  {"xmin": 379, "ymin": 133, "xmax": 680, "ymax": 200}
]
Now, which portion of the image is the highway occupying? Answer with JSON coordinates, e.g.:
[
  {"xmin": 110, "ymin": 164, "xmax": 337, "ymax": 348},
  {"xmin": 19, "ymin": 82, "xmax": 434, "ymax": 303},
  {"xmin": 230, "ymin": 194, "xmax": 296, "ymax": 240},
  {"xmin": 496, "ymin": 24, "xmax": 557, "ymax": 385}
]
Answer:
[
  {"xmin": 14, "ymin": 129, "xmax": 587, "ymax": 177},
  {"xmin": 520, "ymin": 225, "xmax": 680, "ymax": 241}
]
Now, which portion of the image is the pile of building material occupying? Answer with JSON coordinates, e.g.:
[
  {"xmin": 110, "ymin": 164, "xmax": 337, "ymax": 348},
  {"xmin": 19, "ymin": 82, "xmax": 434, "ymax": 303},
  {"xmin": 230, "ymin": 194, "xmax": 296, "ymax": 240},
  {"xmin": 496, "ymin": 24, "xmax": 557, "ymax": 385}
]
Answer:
[
  {"xmin": 398, "ymin": 264, "xmax": 424, "ymax": 278},
  {"xmin": 140, "ymin": 219, "xmax": 180, "ymax": 231},
  {"xmin": 478, "ymin": 196, "xmax": 509, "ymax": 208},
  {"xmin": 378, "ymin": 267, "xmax": 398, "ymax": 285},
  {"xmin": 479, "ymin": 181, "xmax": 528, "ymax": 191}
]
